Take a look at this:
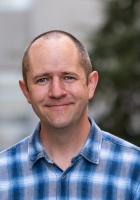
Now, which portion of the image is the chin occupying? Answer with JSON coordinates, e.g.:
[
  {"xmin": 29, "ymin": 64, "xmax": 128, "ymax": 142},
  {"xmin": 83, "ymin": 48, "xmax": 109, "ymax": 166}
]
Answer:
[{"xmin": 47, "ymin": 119, "xmax": 72, "ymax": 130}]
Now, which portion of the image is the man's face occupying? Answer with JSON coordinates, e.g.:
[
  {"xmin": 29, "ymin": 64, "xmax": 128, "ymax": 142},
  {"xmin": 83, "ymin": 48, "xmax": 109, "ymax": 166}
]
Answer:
[{"xmin": 20, "ymin": 37, "xmax": 96, "ymax": 130}]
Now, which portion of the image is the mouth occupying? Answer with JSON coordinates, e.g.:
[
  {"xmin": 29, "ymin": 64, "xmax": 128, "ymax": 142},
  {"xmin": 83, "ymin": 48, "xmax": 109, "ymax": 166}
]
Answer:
[{"xmin": 47, "ymin": 103, "xmax": 72, "ymax": 107}]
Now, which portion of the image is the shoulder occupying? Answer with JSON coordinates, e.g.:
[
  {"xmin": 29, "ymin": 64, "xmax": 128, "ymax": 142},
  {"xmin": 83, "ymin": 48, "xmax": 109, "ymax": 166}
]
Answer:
[
  {"xmin": 101, "ymin": 131, "xmax": 140, "ymax": 198},
  {"xmin": 0, "ymin": 137, "xmax": 30, "ymax": 193},
  {"xmin": 102, "ymin": 131, "xmax": 140, "ymax": 152},
  {"xmin": 0, "ymin": 136, "xmax": 29, "ymax": 166},
  {"xmin": 101, "ymin": 131, "xmax": 140, "ymax": 164},
  {"xmin": 89, "ymin": 116, "xmax": 140, "ymax": 154}
]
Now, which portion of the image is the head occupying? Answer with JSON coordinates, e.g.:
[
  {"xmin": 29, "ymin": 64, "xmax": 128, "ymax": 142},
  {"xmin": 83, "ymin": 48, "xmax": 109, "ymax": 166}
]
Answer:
[
  {"xmin": 19, "ymin": 30, "xmax": 98, "ymax": 130},
  {"xmin": 22, "ymin": 30, "xmax": 92, "ymax": 89}
]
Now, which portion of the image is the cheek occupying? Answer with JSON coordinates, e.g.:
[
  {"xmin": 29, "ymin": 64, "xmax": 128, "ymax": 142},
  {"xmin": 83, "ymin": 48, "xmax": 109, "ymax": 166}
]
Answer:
[
  {"xmin": 29, "ymin": 87, "xmax": 46, "ymax": 103},
  {"xmin": 70, "ymin": 86, "xmax": 89, "ymax": 101}
]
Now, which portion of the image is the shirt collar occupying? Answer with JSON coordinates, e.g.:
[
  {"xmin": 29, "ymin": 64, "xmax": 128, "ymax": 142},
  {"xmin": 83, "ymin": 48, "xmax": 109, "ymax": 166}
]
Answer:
[
  {"xmin": 80, "ymin": 117, "xmax": 102, "ymax": 164},
  {"xmin": 28, "ymin": 123, "xmax": 51, "ymax": 168},
  {"xmin": 28, "ymin": 117, "xmax": 102, "ymax": 168}
]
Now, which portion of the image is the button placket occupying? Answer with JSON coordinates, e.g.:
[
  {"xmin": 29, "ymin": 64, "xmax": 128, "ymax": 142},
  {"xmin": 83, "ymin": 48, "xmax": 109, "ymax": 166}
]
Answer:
[{"xmin": 61, "ymin": 174, "xmax": 66, "ymax": 179}]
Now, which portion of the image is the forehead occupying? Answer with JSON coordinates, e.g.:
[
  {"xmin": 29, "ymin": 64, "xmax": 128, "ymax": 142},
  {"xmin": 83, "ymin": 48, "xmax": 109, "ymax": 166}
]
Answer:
[
  {"xmin": 29, "ymin": 36, "xmax": 78, "ymax": 57},
  {"xmin": 27, "ymin": 36, "xmax": 85, "ymax": 76},
  {"xmin": 28, "ymin": 36, "xmax": 81, "ymax": 68}
]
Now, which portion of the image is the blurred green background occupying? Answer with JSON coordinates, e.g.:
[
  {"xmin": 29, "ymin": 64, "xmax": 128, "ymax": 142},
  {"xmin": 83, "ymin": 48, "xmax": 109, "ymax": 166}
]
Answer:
[{"xmin": 89, "ymin": 0, "xmax": 140, "ymax": 146}]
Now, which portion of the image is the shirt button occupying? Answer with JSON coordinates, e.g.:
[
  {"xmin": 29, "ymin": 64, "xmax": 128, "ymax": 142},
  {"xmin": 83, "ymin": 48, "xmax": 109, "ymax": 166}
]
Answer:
[{"xmin": 62, "ymin": 174, "xmax": 66, "ymax": 179}]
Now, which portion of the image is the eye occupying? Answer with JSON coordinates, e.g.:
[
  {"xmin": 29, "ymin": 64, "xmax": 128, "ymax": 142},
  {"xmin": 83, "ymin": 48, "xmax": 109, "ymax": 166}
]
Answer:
[
  {"xmin": 37, "ymin": 78, "xmax": 48, "ymax": 83},
  {"xmin": 64, "ymin": 76, "xmax": 75, "ymax": 80}
]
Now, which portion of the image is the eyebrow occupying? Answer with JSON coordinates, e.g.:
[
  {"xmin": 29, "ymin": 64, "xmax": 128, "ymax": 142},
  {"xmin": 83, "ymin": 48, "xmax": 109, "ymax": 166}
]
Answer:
[{"xmin": 61, "ymin": 71, "xmax": 80, "ymax": 76}]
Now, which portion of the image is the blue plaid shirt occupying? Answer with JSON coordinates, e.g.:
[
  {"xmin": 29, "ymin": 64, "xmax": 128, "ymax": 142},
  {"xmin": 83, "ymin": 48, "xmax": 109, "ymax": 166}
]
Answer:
[{"xmin": 0, "ymin": 117, "xmax": 140, "ymax": 200}]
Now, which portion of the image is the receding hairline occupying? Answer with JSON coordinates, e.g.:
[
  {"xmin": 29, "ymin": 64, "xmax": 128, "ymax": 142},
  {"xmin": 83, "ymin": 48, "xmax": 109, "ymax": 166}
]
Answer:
[
  {"xmin": 22, "ymin": 30, "xmax": 92, "ymax": 87},
  {"xmin": 29, "ymin": 30, "xmax": 84, "ymax": 46},
  {"xmin": 27, "ymin": 30, "xmax": 88, "ymax": 56},
  {"xmin": 28, "ymin": 32, "xmax": 78, "ymax": 54}
]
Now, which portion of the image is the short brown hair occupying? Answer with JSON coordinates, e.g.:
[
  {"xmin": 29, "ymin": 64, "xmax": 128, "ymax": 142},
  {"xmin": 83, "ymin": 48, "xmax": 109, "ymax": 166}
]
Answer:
[{"xmin": 22, "ymin": 30, "xmax": 92, "ymax": 88}]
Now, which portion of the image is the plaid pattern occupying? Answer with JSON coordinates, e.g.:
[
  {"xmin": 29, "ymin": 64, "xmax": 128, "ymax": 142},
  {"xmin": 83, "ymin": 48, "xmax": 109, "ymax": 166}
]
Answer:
[{"xmin": 0, "ymin": 117, "xmax": 140, "ymax": 200}]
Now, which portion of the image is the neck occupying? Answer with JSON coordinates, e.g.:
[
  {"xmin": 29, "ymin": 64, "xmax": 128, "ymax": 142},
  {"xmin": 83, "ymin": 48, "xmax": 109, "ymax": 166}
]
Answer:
[{"xmin": 40, "ymin": 117, "xmax": 91, "ymax": 170}]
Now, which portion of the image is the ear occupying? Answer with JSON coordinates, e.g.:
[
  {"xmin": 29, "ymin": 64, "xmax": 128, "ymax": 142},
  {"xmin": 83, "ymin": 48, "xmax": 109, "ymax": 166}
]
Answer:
[
  {"xmin": 19, "ymin": 80, "xmax": 31, "ymax": 104},
  {"xmin": 88, "ymin": 71, "xmax": 98, "ymax": 100}
]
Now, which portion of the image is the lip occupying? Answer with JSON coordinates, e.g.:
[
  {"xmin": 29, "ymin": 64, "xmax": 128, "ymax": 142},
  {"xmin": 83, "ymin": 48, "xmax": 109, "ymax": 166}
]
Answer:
[{"xmin": 47, "ymin": 103, "xmax": 72, "ymax": 107}]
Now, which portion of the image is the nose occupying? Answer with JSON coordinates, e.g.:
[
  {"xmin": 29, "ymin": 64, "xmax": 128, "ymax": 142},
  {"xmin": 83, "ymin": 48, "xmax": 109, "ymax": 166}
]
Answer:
[{"xmin": 48, "ymin": 77, "xmax": 66, "ymax": 98}]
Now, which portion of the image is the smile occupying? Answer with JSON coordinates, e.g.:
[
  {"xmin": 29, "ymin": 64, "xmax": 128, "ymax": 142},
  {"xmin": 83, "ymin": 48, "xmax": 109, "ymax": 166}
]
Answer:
[{"xmin": 48, "ymin": 103, "xmax": 72, "ymax": 107}]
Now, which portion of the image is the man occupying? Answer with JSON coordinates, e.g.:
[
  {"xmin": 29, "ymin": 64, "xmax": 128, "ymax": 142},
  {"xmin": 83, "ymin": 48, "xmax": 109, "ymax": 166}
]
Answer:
[{"xmin": 0, "ymin": 30, "xmax": 140, "ymax": 199}]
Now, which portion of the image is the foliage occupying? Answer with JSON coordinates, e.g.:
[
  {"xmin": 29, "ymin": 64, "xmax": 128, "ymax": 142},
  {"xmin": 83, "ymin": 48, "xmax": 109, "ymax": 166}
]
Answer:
[{"xmin": 89, "ymin": 0, "xmax": 140, "ymax": 146}]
